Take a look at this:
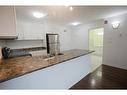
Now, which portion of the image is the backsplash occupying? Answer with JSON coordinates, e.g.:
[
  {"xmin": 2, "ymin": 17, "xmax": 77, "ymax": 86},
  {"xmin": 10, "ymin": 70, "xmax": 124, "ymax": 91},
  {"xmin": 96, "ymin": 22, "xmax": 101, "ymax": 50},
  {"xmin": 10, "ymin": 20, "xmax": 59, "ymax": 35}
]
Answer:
[
  {"xmin": 12, "ymin": 46, "xmax": 46, "ymax": 52},
  {"xmin": 5, "ymin": 40, "xmax": 44, "ymax": 49}
]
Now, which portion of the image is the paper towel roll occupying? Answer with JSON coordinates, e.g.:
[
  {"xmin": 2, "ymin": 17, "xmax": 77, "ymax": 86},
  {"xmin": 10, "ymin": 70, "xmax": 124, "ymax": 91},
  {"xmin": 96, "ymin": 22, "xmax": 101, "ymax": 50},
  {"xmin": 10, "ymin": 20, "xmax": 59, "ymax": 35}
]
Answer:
[{"xmin": 0, "ymin": 47, "xmax": 3, "ymax": 59}]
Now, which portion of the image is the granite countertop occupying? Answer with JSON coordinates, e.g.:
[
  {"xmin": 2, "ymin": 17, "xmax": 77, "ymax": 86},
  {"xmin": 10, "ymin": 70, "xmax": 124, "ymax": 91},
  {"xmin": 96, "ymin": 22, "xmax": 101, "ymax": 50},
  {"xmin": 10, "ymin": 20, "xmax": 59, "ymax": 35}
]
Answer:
[{"xmin": 0, "ymin": 49, "xmax": 93, "ymax": 83}]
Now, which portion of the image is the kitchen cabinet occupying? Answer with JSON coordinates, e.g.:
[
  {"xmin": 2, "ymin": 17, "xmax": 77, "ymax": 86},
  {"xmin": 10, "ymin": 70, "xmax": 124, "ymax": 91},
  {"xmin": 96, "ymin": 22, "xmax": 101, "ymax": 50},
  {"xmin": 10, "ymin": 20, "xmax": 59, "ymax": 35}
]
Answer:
[
  {"xmin": 16, "ymin": 19, "xmax": 61, "ymax": 40},
  {"xmin": 16, "ymin": 21, "xmax": 24, "ymax": 40},
  {"xmin": 17, "ymin": 20, "xmax": 44, "ymax": 40},
  {"xmin": 0, "ymin": 6, "xmax": 17, "ymax": 39},
  {"xmin": 23, "ymin": 22, "xmax": 44, "ymax": 40},
  {"xmin": 0, "ymin": 55, "xmax": 91, "ymax": 89}
]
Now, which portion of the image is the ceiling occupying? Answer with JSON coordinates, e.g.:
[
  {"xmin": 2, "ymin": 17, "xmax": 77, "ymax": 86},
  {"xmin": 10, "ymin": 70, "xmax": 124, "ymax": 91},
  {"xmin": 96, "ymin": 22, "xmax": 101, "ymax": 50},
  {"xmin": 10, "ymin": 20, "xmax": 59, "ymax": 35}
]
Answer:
[{"xmin": 16, "ymin": 6, "xmax": 127, "ymax": 26}]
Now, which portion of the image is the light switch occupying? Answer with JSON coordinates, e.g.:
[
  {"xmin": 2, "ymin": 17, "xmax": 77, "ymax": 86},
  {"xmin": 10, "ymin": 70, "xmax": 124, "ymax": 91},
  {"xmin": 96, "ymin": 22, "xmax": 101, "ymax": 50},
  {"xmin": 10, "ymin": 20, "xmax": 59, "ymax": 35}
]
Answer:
[{"xmin": 119, "ymin": 33, "xmax": 122, "ymax": 37}]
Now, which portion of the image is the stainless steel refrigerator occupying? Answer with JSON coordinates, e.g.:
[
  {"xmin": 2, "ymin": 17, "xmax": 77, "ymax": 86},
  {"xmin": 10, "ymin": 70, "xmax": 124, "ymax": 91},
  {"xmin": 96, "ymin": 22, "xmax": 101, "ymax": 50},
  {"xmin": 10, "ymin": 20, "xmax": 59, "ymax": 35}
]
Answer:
[{"xmin": 46, "ymin": 34, "xmax": 60, "ymax": 56}]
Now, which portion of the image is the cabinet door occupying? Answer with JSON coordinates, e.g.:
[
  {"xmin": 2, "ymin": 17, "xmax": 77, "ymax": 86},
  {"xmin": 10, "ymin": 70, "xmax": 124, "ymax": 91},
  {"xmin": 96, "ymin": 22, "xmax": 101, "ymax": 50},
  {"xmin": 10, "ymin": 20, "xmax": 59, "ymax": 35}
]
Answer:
[
  {"xmin": 0, "ymin": 6, "xmax": 16, "ymax": 38},
  {"xmin": 23, "ymin": 22, "xmax": 36, "ymax": 40},
  {"xmin": 34, "ymin": 23, "xmax": 44, "ymax": 39},
  {"xmin": 17, "ymin": 21, "xmax": 44, "ymax": 40},
  {"xmin": 16, "ymin": 21, "xmax": 24, "ymax": 40}
]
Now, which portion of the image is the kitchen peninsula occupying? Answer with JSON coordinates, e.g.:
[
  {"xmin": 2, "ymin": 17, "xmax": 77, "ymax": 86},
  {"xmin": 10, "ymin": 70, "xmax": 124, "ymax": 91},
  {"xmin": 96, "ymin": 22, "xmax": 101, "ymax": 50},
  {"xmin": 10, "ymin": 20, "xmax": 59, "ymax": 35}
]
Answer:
[{"xmin": 0, "ymin": 49, "xmax": 93, "ymax": 89}]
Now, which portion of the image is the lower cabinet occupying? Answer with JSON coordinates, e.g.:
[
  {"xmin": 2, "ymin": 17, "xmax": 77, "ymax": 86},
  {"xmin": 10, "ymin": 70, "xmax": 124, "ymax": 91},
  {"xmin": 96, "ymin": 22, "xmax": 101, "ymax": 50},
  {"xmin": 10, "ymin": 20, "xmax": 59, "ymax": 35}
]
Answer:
[{"xmin": 0, "ymin": 55, "xmax": 91, "ymax": 89}]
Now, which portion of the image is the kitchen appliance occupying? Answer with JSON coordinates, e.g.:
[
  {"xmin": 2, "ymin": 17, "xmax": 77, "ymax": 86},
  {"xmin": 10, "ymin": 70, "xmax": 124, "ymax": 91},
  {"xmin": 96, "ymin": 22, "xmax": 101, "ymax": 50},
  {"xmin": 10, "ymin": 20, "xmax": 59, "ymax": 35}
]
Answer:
[
  {"xmin": 2, "ymin": 47, "xmax": 32, "ymax": 59},
  {"xmin": 46, "ymin": 33, "xmax": 60, "ymax": 56},
  {"xmin": 2, "ymin": 47, "xmax": 11, "ymax": 59}
]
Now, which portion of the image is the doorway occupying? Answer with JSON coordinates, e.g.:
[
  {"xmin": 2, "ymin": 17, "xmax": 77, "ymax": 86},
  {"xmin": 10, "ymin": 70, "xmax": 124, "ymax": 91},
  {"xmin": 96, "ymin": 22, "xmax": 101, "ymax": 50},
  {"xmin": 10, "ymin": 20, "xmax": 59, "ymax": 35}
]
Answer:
[{"xmin": 89, "ymin": 28, "xmax": 104, "ymax": 72}]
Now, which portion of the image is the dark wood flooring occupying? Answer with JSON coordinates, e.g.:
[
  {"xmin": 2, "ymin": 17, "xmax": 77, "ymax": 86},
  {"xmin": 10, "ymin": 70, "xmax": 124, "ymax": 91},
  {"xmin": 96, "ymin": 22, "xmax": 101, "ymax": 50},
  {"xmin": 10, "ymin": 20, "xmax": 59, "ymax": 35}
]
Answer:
[{"xmin": 70, "ymin": 65, "xmax": 127, "ymax": 89}]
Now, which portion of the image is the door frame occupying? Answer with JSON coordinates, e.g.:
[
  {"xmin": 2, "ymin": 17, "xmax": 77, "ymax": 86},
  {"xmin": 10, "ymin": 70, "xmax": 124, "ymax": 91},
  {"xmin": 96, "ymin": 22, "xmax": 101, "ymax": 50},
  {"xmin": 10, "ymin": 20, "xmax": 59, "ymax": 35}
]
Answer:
[{"xmin": 88, "ymin": 27, "xmax": 104, "ymax": 56}]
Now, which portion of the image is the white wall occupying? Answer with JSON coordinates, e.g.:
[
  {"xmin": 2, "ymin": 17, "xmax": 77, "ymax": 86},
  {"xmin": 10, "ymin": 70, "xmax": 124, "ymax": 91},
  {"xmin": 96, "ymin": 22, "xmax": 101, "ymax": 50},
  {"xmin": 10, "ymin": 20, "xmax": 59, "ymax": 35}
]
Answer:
[
  {"xmin": 71, "ymin": 19, "xmax": 104, "ymax": 50},
  {"xmin": 103, "ymin": 13, "xmax": 127, "ymax": 70},
  {"xmin": 53, "ymin": 25, "xmax": 73, "ymax": 51},
  {"xmin": 71, "ymin": 15, "xmax": 127, "ymax": 70}
]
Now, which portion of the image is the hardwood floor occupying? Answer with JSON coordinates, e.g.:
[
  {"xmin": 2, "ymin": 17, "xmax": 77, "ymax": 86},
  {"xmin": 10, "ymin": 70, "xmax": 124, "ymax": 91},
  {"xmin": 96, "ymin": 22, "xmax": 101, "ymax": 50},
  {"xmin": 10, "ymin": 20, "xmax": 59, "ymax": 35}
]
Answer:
[{"xmin": 70, "ymin": 65, "xmax": 127, "ymax": 89}]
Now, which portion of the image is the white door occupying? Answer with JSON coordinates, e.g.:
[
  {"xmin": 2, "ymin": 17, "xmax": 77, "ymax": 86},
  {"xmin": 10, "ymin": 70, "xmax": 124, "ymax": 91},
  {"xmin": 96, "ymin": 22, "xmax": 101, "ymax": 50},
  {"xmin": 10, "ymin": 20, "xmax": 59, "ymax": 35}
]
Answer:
[{"xmin": 89, "ymin": 28, "xmax": 104, "ymax": 72}]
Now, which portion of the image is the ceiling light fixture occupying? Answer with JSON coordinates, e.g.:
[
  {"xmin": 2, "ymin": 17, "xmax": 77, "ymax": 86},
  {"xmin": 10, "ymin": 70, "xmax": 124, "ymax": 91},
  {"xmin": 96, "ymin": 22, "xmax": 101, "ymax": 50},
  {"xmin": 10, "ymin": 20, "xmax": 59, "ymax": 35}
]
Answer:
[
  {"xmin": 32, "ymin": 12, "xmax": 47, "ymax": 18},
  {"xmin": 69, "ymin": 7, "xmax": 73, "ymax": 11},
  {"xmin": 70, "ymin": 22, "xmax": 81, "ymax": 26},
  {"xmin": 112, "ymin": 21, "xmax": 120, "ymax": 29}
]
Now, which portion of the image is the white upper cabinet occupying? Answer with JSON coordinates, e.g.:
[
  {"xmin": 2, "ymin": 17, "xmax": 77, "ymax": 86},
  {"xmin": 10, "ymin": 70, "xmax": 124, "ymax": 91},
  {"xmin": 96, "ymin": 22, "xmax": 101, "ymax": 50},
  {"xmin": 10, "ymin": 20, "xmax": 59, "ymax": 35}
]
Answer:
[
  {"xmin": 0, "ymin": 6, "xmax": 17, "ymax": 39},
  {"xmin": 17, "ymin": 20, "xmax": 44, "ymax": 40}
]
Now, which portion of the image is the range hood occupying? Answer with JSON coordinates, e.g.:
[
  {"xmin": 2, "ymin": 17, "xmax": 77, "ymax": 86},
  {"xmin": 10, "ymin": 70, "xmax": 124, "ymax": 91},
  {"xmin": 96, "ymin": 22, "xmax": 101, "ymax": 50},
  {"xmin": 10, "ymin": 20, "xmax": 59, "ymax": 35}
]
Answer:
[{"xmin": 0, "ymin": 36, "xmax": 18, "ymax": 40}]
